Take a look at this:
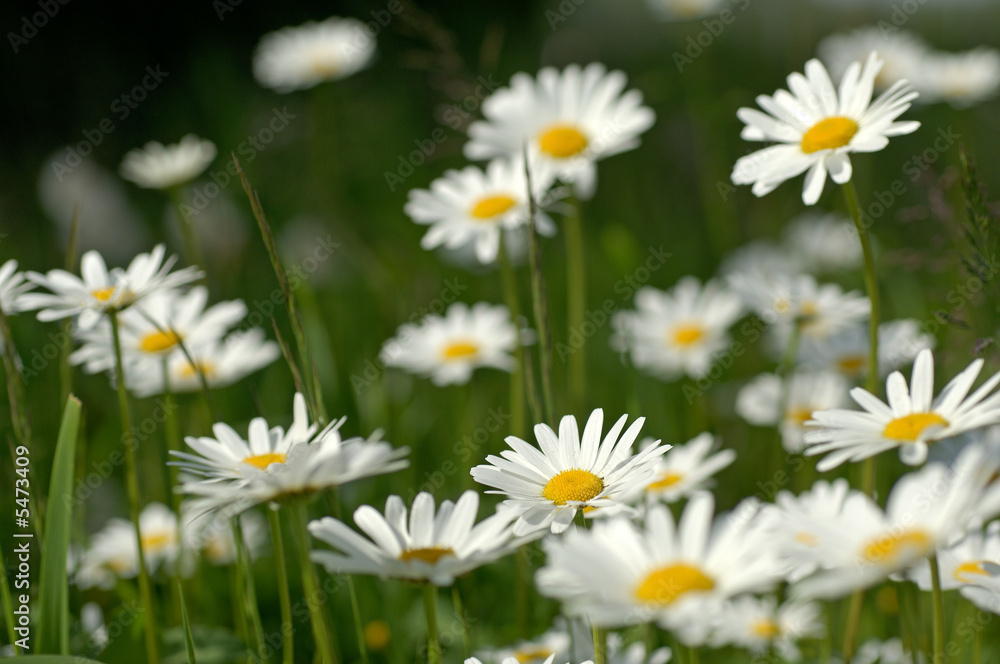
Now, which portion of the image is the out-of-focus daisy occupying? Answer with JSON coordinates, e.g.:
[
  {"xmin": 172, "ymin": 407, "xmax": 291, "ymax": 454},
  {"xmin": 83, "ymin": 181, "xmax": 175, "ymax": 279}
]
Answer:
[
  {"xmin": 782, "ymin": 212, "xmax": 861, "ymax": 273},
  {"xmin": 475, "ymin": 624, "xmax": 571, "ymax": 664},
  {"xmin": 253, "ymin": 17, "xmax": 375, "ymax": 93},
  {"xmin": 850, "ymin": 639, "xmax": 923, "ymax": 664},
  {"xmin": 907, "ymin": 520, "xmax": 1000, "ymax": 613},
  {"xmin": 472, "ymin": 409, "xmax": 667, "ymax": 535},
  {"xmin": 708, "ymin": 596, "xmax": 825, "ymax": 662},
  {"xmin": 793, "ymin": 443, "xmax": 1000, "ymax": 598},
  {"xmin": 405, "ymin": 157, "xmax": 558, "ymax": 264},
  {"xmin": 119, "ymin": 135, "xmax": 217, "ymax": 190},
  {"xmin": 798, "ymin": 319, "xmax": 935, "ymax": 380},
  {"xmin": 645, "ymin": 0, "xmax": 726, "ymax": 21},
  {"xmin": 804, "ymin": 349, "xmax": 1000, "ymax": 469},
  {"xmin": 536, "ymin": 495, "xmax": 780, "ymax": 644},
  {"xmin": 736, "ymin": 371, "xmax": 849, "ymax": 453},
  {"xmin": 22, "ymin": 245, "xmax": 203, "ymax": 329},
  {"xmin": 610, "ymin": 278, "xmax": 744, "ymax": 381},
  {"xmin": 642, "ymin": 433, "xmax": 736, "ymax": 502},
  {"xmin": 604, "ymin": 634, "xmax": 672, "ymax": 664},
  {"xmin": 919, "ymin": 48, "xmax": 1000, "ymax": 108},
  {"xmin": 181, "ymin": 505, "xmax": 267, "ymax": 568},
  {"xmin": 381, "ymin": 302, "xmax": 518, "ymax": 386},
  {"xmin": 465, "ymin": 63, "xmax": 655, "ymax": 199},
  {"xmin": 818, "ymin": 28, "xmax": 929, "ymax": 92},
  {"xmin": 727, "ymin": 271, "xmax": 869, "ymax": 342},
  {"xmin": 719, "ymin": 240, "xmax": 805, "ymax": 278},
  {"xmin": 126, "ymin": 327, "xmax": 280, "ymax": 397},
  {"xmin": 309, "ymin": 491, "xmax": 533, "ymax": 586},
  {"xmin": 75, "ymin": 503, "xmax": 179, "ymax": 589},
  {"xmin": 732, "ymin": 53, "xmax": 920, "ymax": 205},
  {"xmin": 0, "ymin": 260, "xmax": 34, "ymax": 314},
  {"xmin": 70, "ymin": 286, "xmax": 246, "ymax": 374}
]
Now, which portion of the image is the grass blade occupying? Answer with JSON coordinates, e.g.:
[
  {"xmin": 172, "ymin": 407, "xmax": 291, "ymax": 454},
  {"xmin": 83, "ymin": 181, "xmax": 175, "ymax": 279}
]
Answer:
[
  {"xmin": 178, "ymin": 581, "xmax": 198, "ymax": 664},
  {"xmin": 36, "ymin": 395, "xmax": 82, "ymax": 654}
]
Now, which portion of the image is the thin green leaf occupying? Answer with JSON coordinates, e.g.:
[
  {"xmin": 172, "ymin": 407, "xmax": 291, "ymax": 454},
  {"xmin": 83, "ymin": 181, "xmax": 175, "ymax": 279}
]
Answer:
[
  {"xmin": 178, "ymin": 582, "xmax": 198, "ymax": 664},
  {"xmin": 36, "ymin": 395, "xmax": 82, "ymax": 654}
]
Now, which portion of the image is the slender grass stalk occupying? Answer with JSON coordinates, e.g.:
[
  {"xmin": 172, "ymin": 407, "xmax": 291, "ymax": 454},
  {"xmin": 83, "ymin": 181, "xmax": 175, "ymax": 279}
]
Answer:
[
  {"xmin": 267, "ymin": 508, "xmax": 295, "ymax": 664},
  {"xmin": 841, "ymin": 179, "xmax": 880, "ymax": 497},
  {"xmin": 930, "ymin": 554, "xmax": 945, "ymax": 664},
  {"xmin": 109, "ymin": 313, "xmax": 160, "ymax": 664},
  {"xmin": 162, "ymin": 361, "xmax": 182, "ymax": 510},
  {"xmin": 515, "ymin": 545, "xmax": 531, "ymax": 637},
  {"xmin": 564, "ymin": 198, "xmax": 586, "ymax": 412},
  {"xmin": 592, "ymin": 625, "xmax": 606, "ymax": 664},
  {"xmin": 178, "ymin": 582, "xmax": 198, "ymax": 664},
  {"xmin": 0, "ymin": 540, "xmax": 19, "ymax": 654},
  {"xmin": 686, "ymin": 646, "xmax": 699, "ymax": 664},
  {"xmin": 0, "ymin": 305, "xmax": 29, "ymax": 451},
  {"xmin": 522, "ymin": 150, "xmax": 555, "ymax": 424},
  {"xmin": 841, "ymin": 588, "xmax": 864, "ymax": 664},
  {"xmin": 324, "ymin": 492, "xmax": 369, "ymax": 664},
  {"xmin": 452, "ymin": 583, "xmax": 472, "ymax": 658},
  {"xmin": 229, "ymin": 563, "xmax": 249, "ymax": 640},
  {"xmin": 289, "ymin": 501, "xmax": 339, "ymax": 664},
  {"xmin": 168, "ymin": 187, "xmax": 206, "ymax": 276},
  {"xmin": 974, "ymin": 618, "xmax": 982, "ymax": 664},
  {"xmin": 497, "ymin": 239, "xmax": 530, "ymax": 435},
  {"xmin": 59, "ymin": 206, "xmax": 80, "ymax": 406},
  {"xmin": 423, "ymin": 583, "xmax": 442, "ymax": 664},
  {"xmin": 234, "ymin": 518, "xmax": 265, "ymax": 657}
]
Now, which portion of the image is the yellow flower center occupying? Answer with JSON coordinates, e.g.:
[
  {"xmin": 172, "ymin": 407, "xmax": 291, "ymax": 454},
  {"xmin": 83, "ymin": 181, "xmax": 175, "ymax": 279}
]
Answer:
[
  {"xmin": 882, "ymin": 413, "xmax": 949, "ymax": 442},
  {"xmin": 671, "ymin": 324, "xmax": 705, "ymax": 347},
  {"xmin": 242, "ymin": 452, "xmax": 287, "ymax": 470},
  {"xmin": 179, "ymin": 360, "xmax": 217, "ymax": 380},
  {"xmin": 538, "ymin": 124, "xmax": 589, "ymax": 158},
  {"xmin": 954, "ymin": 560, "xmax": 996, "ymax": 583},
  {"xmin": 513, "ymin": 647, "xmax": 554, "ymax": 663},
  {"xmin": 751, "ymin": 619, "xmax": 781, "ymax": 639},
  {"xmin": 470, "ymin": 194, "xmax": 517, "ymax": 220},
  {"xmin": 800, "ymin": 116, "xmax": 859, "ymax": 154},
  {"xmin": 634, "ymin": 563, "xmax": 715, "ymax": 605},
  {"xmin": 141, "ymin": 531, "xmax": 174, "ymax": 554},
  {"xmin": 862, "ymin": 529, "xmax": 933, "ymax": 565},
  {"xmin": 648, "ymin": 472, "xmax": 684, "ymax": 491},
  {"xmin": 542, "ymin": 469, "xmax": 604, "ymax": 505},
  {"xmin": 786, "ymin": 407, "xmax": 814, "ymax": 427},
  {"xmin": 364, "ymin": 620, "xmax": 391, "ymax": 652},
  {"xmin": 91, "ymin": 287, "xmax": 116, "ymax": 302},
  {"xmin": 773, "ymin": 297, "xmax": 792, "ymax": 314},
  {"xmin": 441, "ymin": 341, "xmax": 479, "ymax": 361},
  {"xmin": 139, "ymin": 330, "xmax": 182, "ymax": 353},
  {"xmin": 308, "ymin": 55, "xmax": 340, "ymax": 78},
  {"xmin": 398, "ymin": 547, "xmax": 455, "ymax": 564},
  {"xmin": 795, "ymin": 532, "xmax": 819, "ymax": 547},
  {"xmin": 837, "ymin": 354, "xmax": 867, "ymax": 375}
]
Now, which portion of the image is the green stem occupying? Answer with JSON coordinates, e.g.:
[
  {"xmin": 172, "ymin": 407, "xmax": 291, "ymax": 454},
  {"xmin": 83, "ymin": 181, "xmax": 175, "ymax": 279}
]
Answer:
[
  {"xmin": 930, "ymin": 554, "xmax": 945, "ymax": 664},
  {"xmin": 109, "ymin": 313, "xmax": 160, "ymax": 664},
  {"xmin": 592, "ymin": 625, "xmax": 606, "ymax": 664},
  {"xmin": 842, "ymin": 179, "xmax": 880, "ymax": 496},
  {"xmin": 498, "ymin": 239, "xmax": 532, "ymax": 433},
  {"xmin": 229, "ymin": 563, "xmax": 249, "ymax": 639},
  {"xmin": 452, "ymin": 584, "xmax": 472, "ymax": 659},
  {"xmin": 325, "ymin": 491, "xmax": 369, "ymax": 664},
  {"xmin": 686, "ymin": 646, "xmax": 699, "ymax": 664},
  {"xmin": 423, "ymin": 583, "xmax": 441, "ymax": 664},
  {"xmin": 168, "ymin": 187, "xmax": 206, "ymax": 275},
  {"xmin": 234, "ymin": 519, "xmax": 265, "ymax": 658},
  {"xmin": 974, "ymin": 617, "xmax": 982, "ymax": 664},
  {"xmin": 0, "ymin": 540, "xmax": 19, "ymax": 655},
  {"xmin": 289, "ymin": 502, "xmax": 339, "ymax": 664},
  {"xmin": 564, "ymin": 199, "xmax": 586, "ymax": 413},
  {"xmin": 841, "ymin": 589, "xmax": 864, "ymax": 664},
  {"xmin": 515, "ymin": 545, "xmax": 531, "ymax": 637},
  {"xmin": 522, "ymin": 153, "xmax": 555, "ymax": 424},
  {"xmin": 267, "ymin": 509, "xmax": 295, "ymax": 664}
]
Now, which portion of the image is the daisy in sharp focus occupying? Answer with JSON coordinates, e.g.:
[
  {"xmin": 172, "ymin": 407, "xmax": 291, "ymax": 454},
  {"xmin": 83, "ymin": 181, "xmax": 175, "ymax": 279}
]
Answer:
[
  {"xmin": 798, "ymin": 319, "xmax": 935, "ymax": 381},
  {"xmin": 610, "ymin": 278, "xmax": 744, "ymax": 381},
  {"xmin": 471, "ymin": 408, "xmax": 668, "ymax": 535},
  {"xmin": 465, "ymin": 62, "xmax": 655, "ymax": 199},
  {"xmin": 804, "ymin": 349, "xmax": 1000, "ymax": 469},
  {"xmin": 642, "ymin": 432, "xmax": 736, "ymax": 503},
  {"xmin": 21, "ymin": 245, "xmax": 203, "ymax": 329},
  {"xmin": 253, "ymin": 17, "xmax": 375, "ymax": 93},
  {"xmin": 119, "ymin": 135, "xmax": 217, "ymax": 190},
  {"xmin": 536, "ymin": 494, "xmax": 781, "ymax": 645},
  {"xmin": 405, "ymin": 157, "xmax": 558, "ymax": 264},
  {"xmin": 708, "ymin": 596, "xmax": 825, "ymax": 662},
  {"xmin": 309, "ymin": 490, "xmax": 535, "ymax": 586},
  {"xmin": 731, "ymin": 52, "xmax": 920, "ymax": 205},
  {"xmin": 381, "ymin": 301, "xmax": 518, "ymax": 386}
]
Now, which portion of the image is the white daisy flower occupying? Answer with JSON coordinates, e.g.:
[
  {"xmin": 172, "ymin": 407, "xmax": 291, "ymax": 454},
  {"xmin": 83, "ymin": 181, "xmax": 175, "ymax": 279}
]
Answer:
[
  {"xmin": 69, "ymin": 286, "xmax": 246, "ymax": 374},
  {"xmin": 645, "ymin": 0, "xmax": 727, "ymax": 21},
  {"xmin": 719, "ymin": 241, "xmax": 805, "ymax": 279},
  {"xmin": 732, "ymin": 52, "xmax": 920, "ymax": 205},
  {"xmin": 405, "ymin": 157, "xmax": 558, "ymax": 264},
  {"xmin": 793, "ymin": 442, "xmax": 1000, "ymax": 599},
  {"xmin": 465, "ymin": 63, "xmax": 655, "ymax": 199},
  {"xmin": 536, "ymin": 495, "xmax": 781, "ymax": 644},
  {"xmin": 736, "ymin": 371, "xmax": 850, "ymax": 453},
  {"xmin": 380, "ymin": 302, "xmax": 518, "ymax": 386},
  {"xmin": 708, "ymin": 596, "xmax": 825, "ymax": 662},
  {"xmin": 850, "ymin": 639, "xmax": 923, "ymax": 664},
  {"xmin": 471, "ymin": 408, "xmax": 668, "ymax": 535},
  {"xmin": 125, "ymin": 327, "xmax": 280, "ymax": 397},
  {"xmin": 782, "ymin": 212, "xmax": 862, "ymax": 273},
  {"xmin": 907, "ymin": 520, "xmax": 1000, "ymax": 612},
  {"xmin": 643, "ymin": 433, "xmax": 736, "ymax": 502},
  {"xmin": 75, "ymin": 503, "xmax": 179, "ymax": 589},
  {"xmin": 0, "ymin": 259, "xmax": 34, "ymax": 314},
  {"xmin": 918, "ymin": 48, "xmax": 1000, "ymax": 108},
  {"xmin": 181, "ymin": 504, "xmax": 267, "ymax": 567},
  {"xmin": 798, "ymin": 319, "xmax": 935, "ymax": 380},
  {"xmin": 610, "ymin": 278, "xmax": 744, "ymax": 381},
  {"xmin": 253, "ymin": 17, "xmax": 375, "ymax": 93},
  {"xmin": 804, "ymin": 349, "xmax": 1000, "ymax": 469},
  {"xmin": 22, "ymin": 245, "xmax": 203, "ymax": 329},
  {"xmin": 475, "ymin": 624, "xmax": 571, "ymax": 664},
  {"xmin": 818, "ymin": 28, "xmax": 930, "ymax": 93},
  {"xmin": 309, "ymin": 491, "xmax": 533, "ymax": 586},
  {"xmin": 119, "ymin": 135, "xmax": 217, "ymax": 190}
]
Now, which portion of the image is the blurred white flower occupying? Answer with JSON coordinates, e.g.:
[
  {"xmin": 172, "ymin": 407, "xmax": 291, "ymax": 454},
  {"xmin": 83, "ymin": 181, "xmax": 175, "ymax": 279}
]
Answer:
[
  {"xmin": 708, "ymin": 596, "xmax": 825, "ymax": 661},
  {"xmin": 0, "ymin": 260, "xmax": 34, "ymax": 314},
  {"xmin": 75, "ymin": 503, "xmax": 179, "ymax": 589},
  {"xmin": 819, "ymin": 28, "xmax": 930, "ymax": 92},
  {"xmin": 642, "ymin": 432, "xmax": 736, "ymax": 502},
  {"xmin": 918, "ymin": 48, "xmax": 1000, "ymax": 108},
  {"xmin": 782, "ymin": 212, "xmax": 861, "ymax": 273},
  {"xmin": 645, "ymin": 0, "xmax": 727, "ymax": 21},
  {"xmin": 120, "ymin": 135, "xmax": 217, "ymax": 190}
]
